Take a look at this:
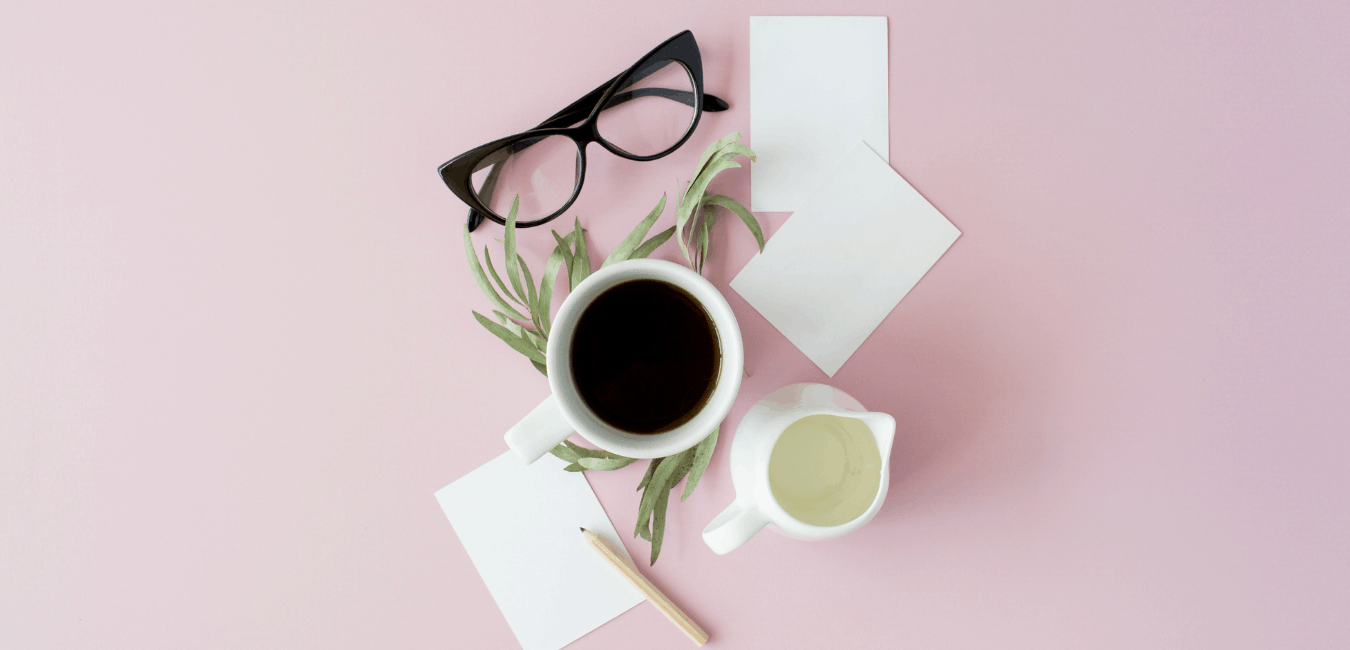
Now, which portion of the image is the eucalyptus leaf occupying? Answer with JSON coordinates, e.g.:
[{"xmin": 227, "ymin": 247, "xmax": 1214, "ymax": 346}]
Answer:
[
  {"xmin": 682, "ymin": 427, "xmax": 719, "ymax": 501},
  {"xmin": 702, "ymin": 194, "xmax": 765, "ymax": 252},
  {"xmin": 484, "ymin": 247, "xmax": 523, "ymax": 307},
  {"xmin": 563, "ymin": 439, "xmax": 591, "ymax": 456},
  {"xmin": 603, "ymin": 193, "xmax": 666, "ymax": 267},
  {"xmin": 551, "ymin": 230, "xmax": 575, "ymax": 290},
  {"xmin": 492, "ymin": 310, "xmax": 520, "ymax": 333},
  {"xmin": 531, "ymin": 360, "xmax": 548, "ymax": 375},
  {"xmin": 569, "ymin": 218, "xmax": 590, "ymax": 291},
  {"xmin": 697, "ymin": 206, "xmax": 714, "ymax": 273},
  {"xmin": 472, "ymin": 311, "xmax": 546, "ymax": 364},
  {"xmin": 640, "ymin": 447, "xmax": 695, "ymax": 554},
  {"xmin": 716, "ymin": 143, "xmax": 757, "ymax": 165},
  {"xmin": 671, "ymin": 445, "xmax": 696, "ymax": 486},
  {"xmin": 577, "ymin": 456, "xmax": 637, "ymax": 471},
  {"xmin": 637, "ymin": 457, "xmax": 662, "ymax": 492},
  {"xmin": 463, "ymin": 225, "xmax": 527, "ymax": 321},
  {"xmin": 537, "ymin": 231, "xmax": 575, "ymax": 336},
  {"xmin": 522, "ymin": 327, "xmax": 547, "ymax": 352},
  {"xmin": 677, "ymin": 156, "xmax": 741, "ymax": 263},
  {"xmin": 688, "ymin": 132, "xmax": 741, "ymax": 190},
  {"xmin": 563, "ymin": 462, "xmax": 585, "ymax": 472},
  {"xmin": 504, "ymin": 197, "xmax": 527, "ymax": 302},
  {"xmin": 649, "ymin": 483, "xmax": 672, "ymax": 564},
  {"xmin": 635, "ymin": 447, "xmax": 692, "ymax": 540},
  {"xmin": 518, "ymin": 254, "xmax": 538, "ymax": 313},
  {"xmin": 550, "ymin": 443, "xmax": 581, "ymax": 463},
  {"xmin": 630, "ymin": 226, "xmax": 675, "ymax": 260}
]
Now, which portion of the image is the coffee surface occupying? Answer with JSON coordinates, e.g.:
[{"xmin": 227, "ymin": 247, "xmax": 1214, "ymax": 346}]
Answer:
[{"xmin": 570, "ymin": 279, "xmax": 720, "ymax": 434}]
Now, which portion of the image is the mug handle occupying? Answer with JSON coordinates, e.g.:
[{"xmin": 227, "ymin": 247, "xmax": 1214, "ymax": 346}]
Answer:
[
  {"xmin": 702, "ymin": 499, "xmax": 770, "ymax": 554},
  {"xmin": 505, "ymin": 395, "xmax": 574, "ymax": 463}
]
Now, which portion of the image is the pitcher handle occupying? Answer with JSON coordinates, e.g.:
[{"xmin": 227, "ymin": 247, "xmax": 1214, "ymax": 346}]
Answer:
[
  {"xmin": 505, "ymin": 395, "xmax": 573, "ymax": 464},
  {"xmin": 702, "ymin": 499, "xmax": 770, "ymax": 554}
]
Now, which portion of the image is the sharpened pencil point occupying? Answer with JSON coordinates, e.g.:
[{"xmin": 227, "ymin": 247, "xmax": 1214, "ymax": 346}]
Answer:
[{"xmin": 579, "ymin": 527, "xmax": 586, "ymax": 533}]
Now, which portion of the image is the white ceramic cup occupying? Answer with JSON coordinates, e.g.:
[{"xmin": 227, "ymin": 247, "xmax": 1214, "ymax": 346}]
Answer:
[{"xmin": 505, "ymin": 259, "xmax": 744, "ymax": 463}]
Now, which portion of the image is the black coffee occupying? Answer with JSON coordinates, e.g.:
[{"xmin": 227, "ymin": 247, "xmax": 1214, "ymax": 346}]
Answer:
[{"xmin": 570, "ymin": 279, "xmax": 720, "ymax": 434}]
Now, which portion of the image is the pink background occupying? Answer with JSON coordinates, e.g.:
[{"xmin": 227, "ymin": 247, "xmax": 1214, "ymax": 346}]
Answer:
[{"xmin": 3, "ymin": 1, "xmax": 1348, "ymax": 648}]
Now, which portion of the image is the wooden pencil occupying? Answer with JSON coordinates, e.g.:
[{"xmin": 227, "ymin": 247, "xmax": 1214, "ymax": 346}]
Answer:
[{"xmin": 580, "ymin": 527, "xmax": 709, "ymax": 646}]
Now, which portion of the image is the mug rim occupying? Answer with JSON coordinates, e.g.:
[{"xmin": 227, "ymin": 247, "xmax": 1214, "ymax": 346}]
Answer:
[{"xmin": 546, "ymin": 259, "xmax": 743, "ymax": 459}]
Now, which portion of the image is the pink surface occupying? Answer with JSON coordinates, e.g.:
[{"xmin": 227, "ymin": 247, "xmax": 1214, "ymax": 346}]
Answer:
[{"xmin": 3, "ymin": 1, "xmax": 1348, "ymax": 648}]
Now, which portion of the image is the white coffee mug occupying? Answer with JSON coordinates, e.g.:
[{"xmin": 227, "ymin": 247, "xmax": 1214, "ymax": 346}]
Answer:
[{"xmin": 505, "ymin": 259, "xmax": 744, "ymax": 463}]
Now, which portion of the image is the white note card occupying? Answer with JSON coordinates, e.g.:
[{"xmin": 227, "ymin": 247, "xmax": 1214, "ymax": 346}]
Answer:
[
  {"xmin": 731, "ymin": 141, "xmax": 960, "ymax": 376},
  {"xmin": 750, "ymin": 16, "xmax": 889, "ymax": 212},
  {"xmin": 436, "ymin": 452, "xmax": 643, "ymax": 650}
]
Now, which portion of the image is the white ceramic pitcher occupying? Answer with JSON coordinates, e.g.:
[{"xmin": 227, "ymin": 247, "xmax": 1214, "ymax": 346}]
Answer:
[{"xmin": 702, "ymin": 383, "xmax": 895, "ymax": 554}]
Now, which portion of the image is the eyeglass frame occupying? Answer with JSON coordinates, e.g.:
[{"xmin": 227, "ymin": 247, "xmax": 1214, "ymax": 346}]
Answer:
[{"xmin": 438, "ymin": 30, "xmax": 729, "ymax": 232}]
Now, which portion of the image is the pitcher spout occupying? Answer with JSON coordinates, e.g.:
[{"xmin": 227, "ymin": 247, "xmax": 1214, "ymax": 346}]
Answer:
[{"xmin": 860, "ymin": 412, "xmax": 895, "ymax": 460}]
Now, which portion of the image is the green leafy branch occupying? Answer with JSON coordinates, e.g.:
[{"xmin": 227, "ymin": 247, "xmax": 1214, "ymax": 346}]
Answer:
[
  {"xmin": 675, "ymin": 131, "xmax": 765, "ymax": 273},
  {"xmin": 463, "ymin": 133, "xmax": 761, "ymax": 564}
]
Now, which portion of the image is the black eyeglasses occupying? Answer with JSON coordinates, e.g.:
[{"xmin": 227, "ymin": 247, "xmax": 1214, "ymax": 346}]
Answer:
[{"xmin": 438, "ymin": 30, "xmax": 729, "ymax": 232}]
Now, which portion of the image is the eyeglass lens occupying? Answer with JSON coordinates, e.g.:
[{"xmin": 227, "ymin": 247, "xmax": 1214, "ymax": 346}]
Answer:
[
  {"xmin": 596, "ymin": 60, "xmax": 697, "ymax": 157},
  {"xmin": 469, "ymin": 59, "xmax": 698, "ymax": 223},
  {"xmin": 470, "ymin": 134, "xmax": 582, "ymax": 223}
]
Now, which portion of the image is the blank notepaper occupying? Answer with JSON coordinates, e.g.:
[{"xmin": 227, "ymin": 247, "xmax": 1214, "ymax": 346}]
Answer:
[
  {"xmin": 750, "ymin": 16, "xmax": 890, "ymax": 212},
  {"xmin": 436, "ymin": 452, "xmax": 643, "ymax": 650},
  {"xmin": 731, "ymin": 141, "xmax": 960, "ymax": 376}
]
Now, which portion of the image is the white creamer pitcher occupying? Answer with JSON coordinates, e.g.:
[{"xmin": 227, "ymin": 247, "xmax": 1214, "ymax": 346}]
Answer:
[{"xmin": 702, "ymin": 383, "xmax": 895, "ymax": 554}]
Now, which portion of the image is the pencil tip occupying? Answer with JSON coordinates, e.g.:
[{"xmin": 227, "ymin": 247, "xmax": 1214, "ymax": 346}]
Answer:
[{"xmin": 579, "ymin": 527, "xmax": 586, "ymax": 533}]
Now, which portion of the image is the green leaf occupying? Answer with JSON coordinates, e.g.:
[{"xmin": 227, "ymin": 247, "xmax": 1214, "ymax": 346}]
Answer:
[
  {"xmin": 531, "ymin": 360, "xmax": 548, "ymax": 375},
  {"xmin": 563, "ymin": 439, "xmax": 592, "ymax": 456},
  {"xmin": 637, "ymin": 457, "xmax": 662, "ymax": 492},
  {"xmin": 472, "ymin": 311, "xmax": 546, "ymax": 364},
  {"xmin": 682, "ymin": 427, "xmax": 719, "ymax": 501},
  {"xmin": 577, "ymin": 456, "xmax": 637, "ymax": 471},
  {"xmin": 504, "ymin": 197, "xmax": 528, "ymax": 302},
  {"xmin": 522, "ymin": 327, "xmax": 547, "ymax": 352},
  {"xmin": 569, "ymin": 218, "xmax": 590, "ymax": 291},
  {"xmin": 537, "ymin": 231, "xmax": 575, "ymax": 336},
  {"xmin": 631, "ymin": 226, "xmax": 675, "ymax": 260},
  {"xmin": 484, "ymin": 247, "xmax": 523, "ymax": 307},
  {"xmin": 551, "ymin": 230, "xmax": 575, "ymax": 291},
  {"xmin": 697, "ymin": 206, "xmax": 714, "ymax": 273},
  {"xmin": 635, "ymin": 447, "xmax": 693, "ymax": 540},
  {"xmin": 703, "ymin": 194, "xmax": 765, "ymax": 252},
  {"xmin": 688, "ymin": 132, "xmax": 741, "ymax": 192},
  {"xmin": 518, "ymin": 254, "xmax": 539, "ymax": 314},
  {"xmin": 563, "ymin": 462, "xmax": 585, "ymax": 472},
  {"xmin": 463, "ymin": 226, "xmax": 527, "ymax": 320},
  {"xmin": 561, "ymin": 440, "xmax": 635, "ymax": 463},
  {"xmin": 603, "ymin": 193, "xmax": 667, "ymax": 267},
  {"xmin": 677, "ymin": 155, "xmax": 741, "ymax": 264},
  {"xmin": 671, "ymin": 446, "xmax": 696, "ymax": 487},
  {"xmin": 646, "ymin": 450, "xmax": 694, "ymax": 564},
  {"xmin": 716, "ymin": 143, "xmax": 757, "ymax": 165},
  {"xmin": 550, "ymin": 443, "xmax": 581, "ymax": 463},
  {"xmin": 650, "ymin": 483, "xmax": 672, "ymax": 564},
  {"xmin": 492, "ymin": 311, "xmax": 544, "ymax": 353}
]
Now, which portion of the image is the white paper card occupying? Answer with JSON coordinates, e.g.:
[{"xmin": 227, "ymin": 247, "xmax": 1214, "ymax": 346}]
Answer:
[
  {"xmin": 731, "ymin": 141, "xmax": 960, "ymax": 376},
  {"xmin": 750, "ymin": 16, "xmax": 889, "ymax": 212},
  {"xmin": 436, "ymin": 452, "xmax": 643, "ymax": 650}
]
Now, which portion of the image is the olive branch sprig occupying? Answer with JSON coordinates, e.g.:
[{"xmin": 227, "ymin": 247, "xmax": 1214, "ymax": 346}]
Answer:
[{"xmin": 463, "ymin": 132, "xmax": 760, "ymax": 563}]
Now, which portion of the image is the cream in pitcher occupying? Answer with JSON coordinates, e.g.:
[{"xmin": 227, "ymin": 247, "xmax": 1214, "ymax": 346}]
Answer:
[{"xmin": 703, "ymin": 383, "xmax": 895, "ymax": 553}]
